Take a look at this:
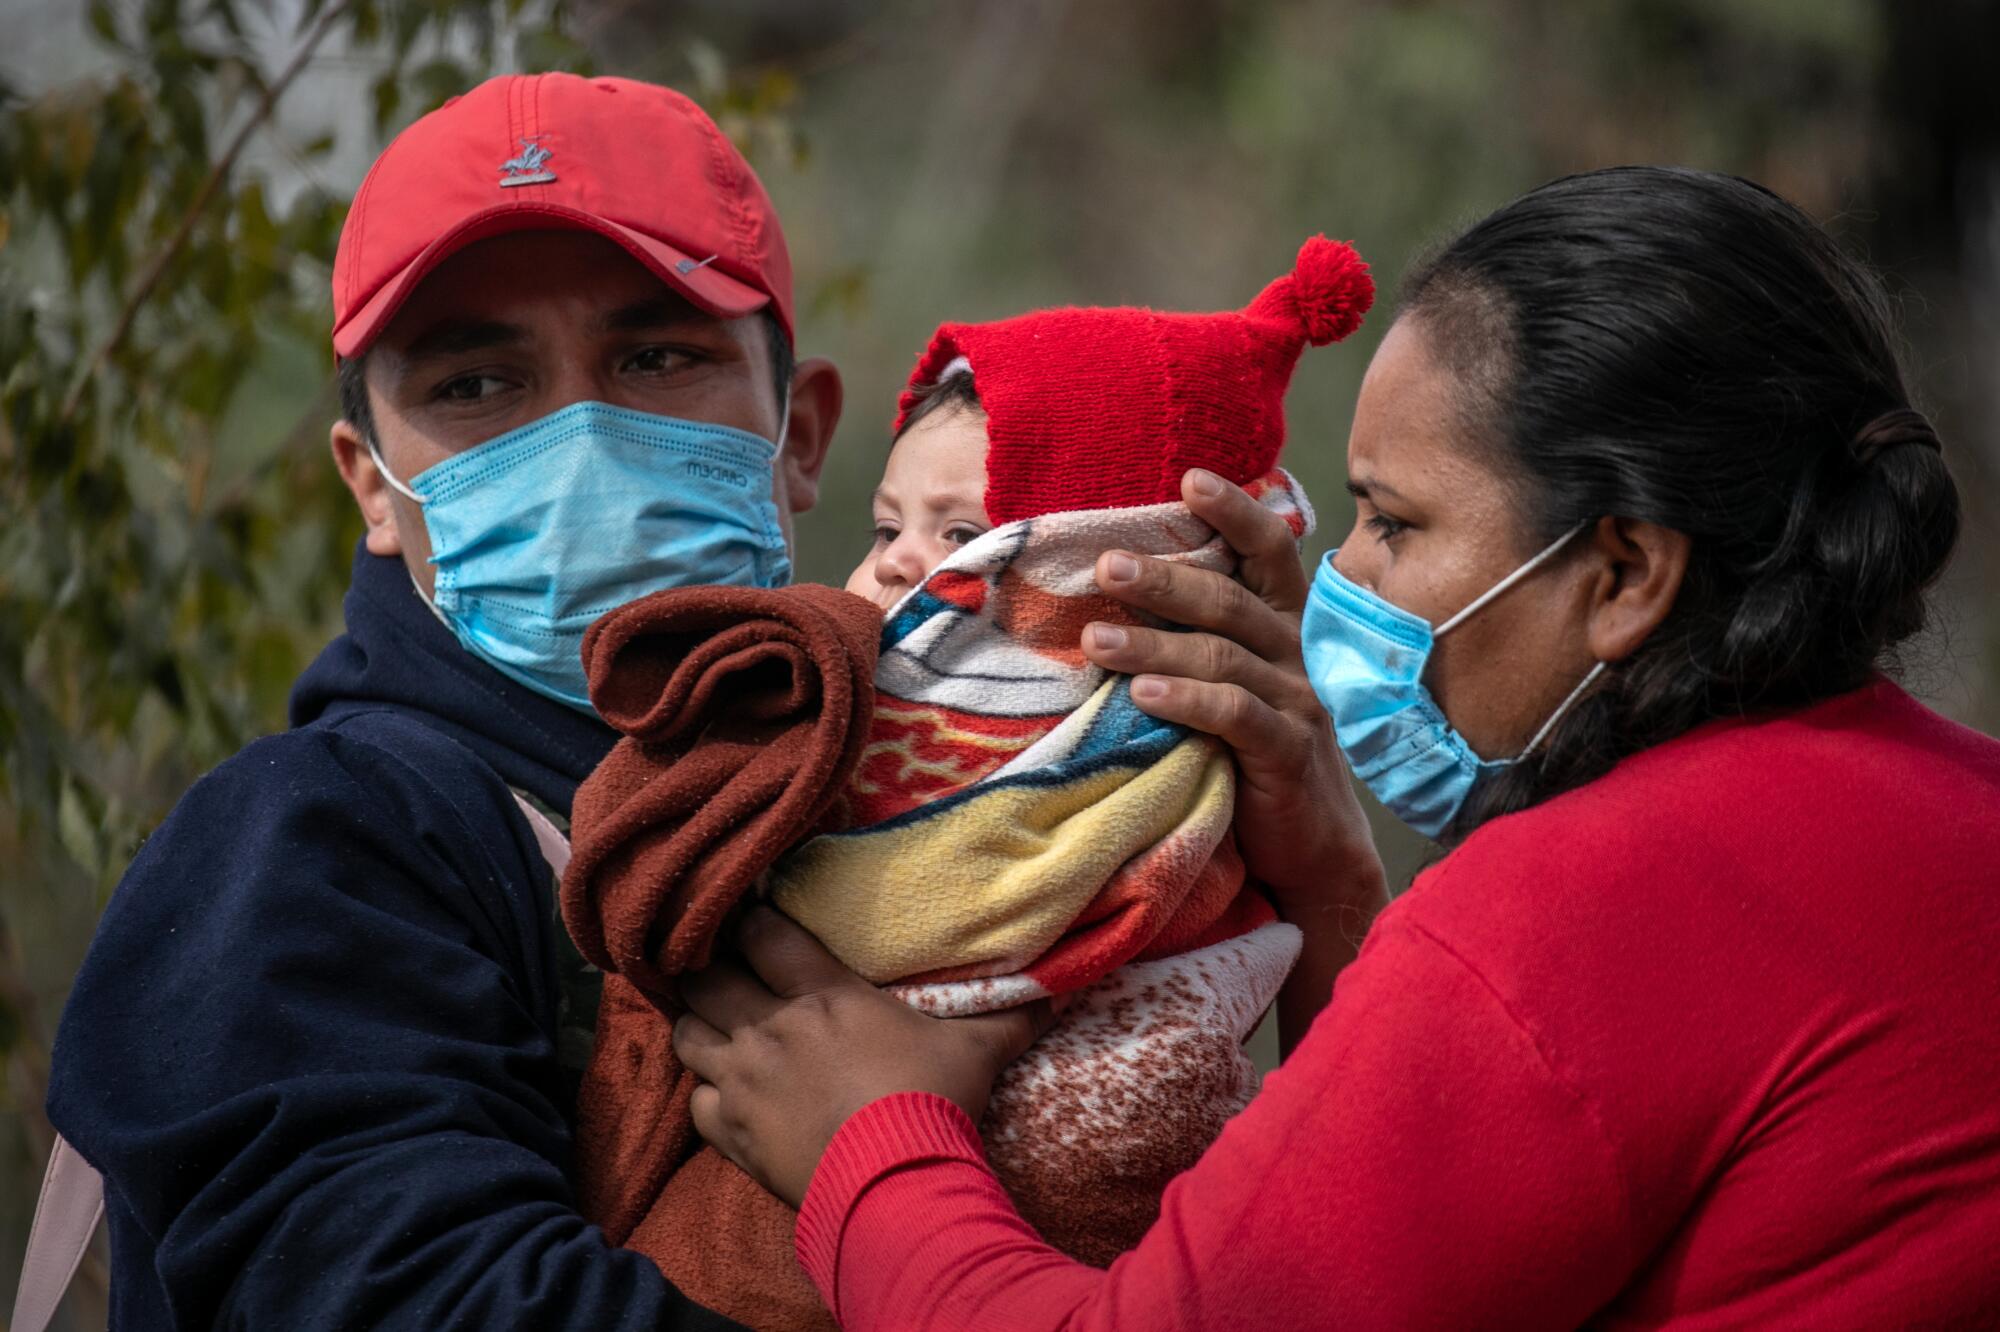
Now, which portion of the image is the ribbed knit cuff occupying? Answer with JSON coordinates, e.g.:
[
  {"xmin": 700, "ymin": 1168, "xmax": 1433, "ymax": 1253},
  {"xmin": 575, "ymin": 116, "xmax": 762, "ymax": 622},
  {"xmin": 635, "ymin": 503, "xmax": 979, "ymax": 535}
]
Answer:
[{"xmin": 794, "ymin": 1092, "xmax": 990, "ymax": 1305}]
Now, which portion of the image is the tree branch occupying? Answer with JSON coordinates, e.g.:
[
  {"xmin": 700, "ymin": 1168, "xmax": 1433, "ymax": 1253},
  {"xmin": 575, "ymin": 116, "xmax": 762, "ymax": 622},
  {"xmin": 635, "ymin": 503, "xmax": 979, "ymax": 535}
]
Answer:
[{"xmin": 58, "ymin": 0, "xmax": 361, "ymax": 425}]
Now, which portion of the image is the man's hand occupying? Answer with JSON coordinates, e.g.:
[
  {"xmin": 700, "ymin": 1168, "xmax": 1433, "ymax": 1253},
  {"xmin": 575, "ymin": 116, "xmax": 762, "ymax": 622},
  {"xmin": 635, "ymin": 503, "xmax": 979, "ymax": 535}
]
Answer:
[
  {"xmin": 675, "ymin": 907, "xmax": 1053, "ymax": 1207},
  {"xmin": 1083, "ymin": 469, "xmax": 1385, "ymax": 916}
]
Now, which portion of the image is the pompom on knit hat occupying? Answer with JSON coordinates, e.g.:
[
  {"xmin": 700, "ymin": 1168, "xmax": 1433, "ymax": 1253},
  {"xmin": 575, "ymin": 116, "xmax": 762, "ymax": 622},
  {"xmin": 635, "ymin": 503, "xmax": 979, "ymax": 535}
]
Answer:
[{"xmin": 893, "ymin": 234, "xmax": 1374, "ymax": 526}]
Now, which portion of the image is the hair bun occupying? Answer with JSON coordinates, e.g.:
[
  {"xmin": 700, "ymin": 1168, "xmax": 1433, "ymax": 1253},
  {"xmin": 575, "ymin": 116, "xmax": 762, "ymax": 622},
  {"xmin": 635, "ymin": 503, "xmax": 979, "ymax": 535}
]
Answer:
[
  {"xmin": 1286, "ymin": 235, "xmax": 1375, "ymax": 346},
  {"xmin": 1850, "ymin": 407, "xmax": 1941, "ymax": 468}
]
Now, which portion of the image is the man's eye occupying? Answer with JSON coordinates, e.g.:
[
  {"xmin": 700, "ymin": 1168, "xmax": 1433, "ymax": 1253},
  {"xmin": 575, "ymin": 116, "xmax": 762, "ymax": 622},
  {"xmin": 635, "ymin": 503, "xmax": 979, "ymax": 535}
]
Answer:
[
  {"xmin": 626, "ymin": 346, "xmax": 693, "ymax": 374},
  {"xmin": 1365, "ymin": 512, "xmax": 1410, "ymax": 541},
  {"xmin": 436, "ymin": 373, "xmax": 512, "ymax": 403}
]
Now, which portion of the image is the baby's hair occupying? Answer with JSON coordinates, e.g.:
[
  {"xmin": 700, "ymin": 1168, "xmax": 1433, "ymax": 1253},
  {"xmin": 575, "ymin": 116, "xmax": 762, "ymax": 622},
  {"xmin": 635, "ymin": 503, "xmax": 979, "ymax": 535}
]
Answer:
[{"xmin": 894, "ymin": 370, "xmax": 982, "ymax": 441}]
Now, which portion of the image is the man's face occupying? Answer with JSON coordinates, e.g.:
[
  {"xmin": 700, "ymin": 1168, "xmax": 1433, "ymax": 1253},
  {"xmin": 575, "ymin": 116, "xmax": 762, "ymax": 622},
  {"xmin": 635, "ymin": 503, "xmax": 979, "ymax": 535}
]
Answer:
[{"xmin": 332, "ymin": 229, "xmax": 835, "ymax": 594}]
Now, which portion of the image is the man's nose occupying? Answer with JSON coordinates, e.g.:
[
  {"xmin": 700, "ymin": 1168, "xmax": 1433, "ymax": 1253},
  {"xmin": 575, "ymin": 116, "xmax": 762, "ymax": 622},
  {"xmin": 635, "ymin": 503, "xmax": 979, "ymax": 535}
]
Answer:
[{"xmin": 541, "ymin": 354, "xmax": 618, "ymax": 413}]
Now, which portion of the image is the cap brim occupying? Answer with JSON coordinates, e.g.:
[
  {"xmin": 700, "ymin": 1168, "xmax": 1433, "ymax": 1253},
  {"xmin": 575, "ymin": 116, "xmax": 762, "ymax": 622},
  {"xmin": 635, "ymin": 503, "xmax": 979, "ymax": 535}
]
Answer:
[{"xmin": 332, "ymin": 202, "xmax": 772, "ymax": 359}]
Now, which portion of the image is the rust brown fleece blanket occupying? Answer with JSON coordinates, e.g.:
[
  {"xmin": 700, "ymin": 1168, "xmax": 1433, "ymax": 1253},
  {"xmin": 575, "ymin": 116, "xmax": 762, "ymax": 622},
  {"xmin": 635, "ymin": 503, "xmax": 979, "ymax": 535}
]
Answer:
[{"xmin": 558, "ymin": 582, "xmax": 880, "ymax": 1329}]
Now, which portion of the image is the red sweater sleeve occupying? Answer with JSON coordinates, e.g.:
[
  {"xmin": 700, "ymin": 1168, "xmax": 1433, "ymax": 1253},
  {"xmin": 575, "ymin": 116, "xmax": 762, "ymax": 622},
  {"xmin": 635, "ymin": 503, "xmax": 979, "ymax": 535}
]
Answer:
[{"xmin": 795, "ymin": 915, "xmax": 1646, "ymax": 1329}]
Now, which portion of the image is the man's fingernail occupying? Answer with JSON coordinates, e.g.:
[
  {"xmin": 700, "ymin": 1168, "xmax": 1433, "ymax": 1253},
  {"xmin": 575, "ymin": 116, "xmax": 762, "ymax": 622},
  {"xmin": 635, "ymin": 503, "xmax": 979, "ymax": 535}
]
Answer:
[
  {"xmin": 1089, "ymin": 624, "xmax": 1127, "ymax": 651},
  {"xmin": 1132, "ymin": 676, "xmax": 1168, "ymax": 702},
  {"xmin": 1188, "ymin": 468, "xmax": 1224, "ymax": 497},
  {"xmin": 1105, "ymin": 552, "xmax": 1140, "ymax": 582}
]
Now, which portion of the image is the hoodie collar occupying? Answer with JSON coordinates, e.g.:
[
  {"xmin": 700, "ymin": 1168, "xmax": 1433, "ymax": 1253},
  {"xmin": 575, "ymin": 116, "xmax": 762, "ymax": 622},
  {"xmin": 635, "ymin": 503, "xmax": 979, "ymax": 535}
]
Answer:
[{"xmin": 290, "ymin": 545, "xmax": 617, "ymax": 815}]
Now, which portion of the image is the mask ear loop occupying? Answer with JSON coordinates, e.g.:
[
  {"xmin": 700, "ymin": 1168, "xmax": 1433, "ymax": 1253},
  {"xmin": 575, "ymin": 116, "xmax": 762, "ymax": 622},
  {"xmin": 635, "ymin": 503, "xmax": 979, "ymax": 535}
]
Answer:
[
  {"xmin": 1426, "ymin": 519, "xmax": 1604, "ymax": 763},
  {"xmin": 1516, "ymin": 658, "xmax": 1607, "ymax": 761},
  {"xmin": 367, "ymin": 438, "xmax": 428, "ymax": 505},
  {"xmin": 362, "ymin": 438, "xmax": 454, "ymax": 629},
  {"xmin": 772, "ymin": 375, "xmax": 793, "ymax": 453},
  {"xmin": 1435, "ymin": 521, "xmax": 1590, "ymax": 638}
]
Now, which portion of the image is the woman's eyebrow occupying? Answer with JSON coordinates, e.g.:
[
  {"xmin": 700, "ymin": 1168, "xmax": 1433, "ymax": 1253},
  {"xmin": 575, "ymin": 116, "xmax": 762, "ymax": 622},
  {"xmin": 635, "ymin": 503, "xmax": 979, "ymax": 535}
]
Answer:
[{"xmin": 1346, "ymin": 475, "xmax": 1411, "ymax": 504}]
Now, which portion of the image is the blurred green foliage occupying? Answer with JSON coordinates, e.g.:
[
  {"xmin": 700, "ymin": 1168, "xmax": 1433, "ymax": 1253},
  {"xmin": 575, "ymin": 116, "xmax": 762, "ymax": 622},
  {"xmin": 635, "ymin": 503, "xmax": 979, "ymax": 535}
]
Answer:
[{"xmin": 4, "ymin": 0, "xmax": 1996, "ymax": 1322}]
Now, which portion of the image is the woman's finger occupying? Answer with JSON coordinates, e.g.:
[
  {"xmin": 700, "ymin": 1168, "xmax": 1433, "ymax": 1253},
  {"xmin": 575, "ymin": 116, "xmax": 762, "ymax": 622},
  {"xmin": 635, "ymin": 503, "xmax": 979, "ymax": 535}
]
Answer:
[
  {"xmin": 1127, "ymin": 675, "xmax": 1299, "ymax": 761},
  {"xmin": 1093, "ymin": 551, "xmax": 1297, "ymax": 663},
  {"xmin": 958, "ymin": 999, "xmax": 1060, "ymax": 1069},
  {"xmin": 736, "ymin": 904, "xmax": 865, "ymax": 1000},
  {"xmin": 680, "ymin": 957, "xmax": 782, "ymax": 1033},
  {"xmin": 671, "ymin": 1011, "xmax": 730, "ymax": 1080},
  {"xmin": 1082, "ymin": 621, "xmax": 1300, "ymax": 706},
  {"xmin": 1179, "ymin": 469, "xmax": 1312, "ymax": 614}
]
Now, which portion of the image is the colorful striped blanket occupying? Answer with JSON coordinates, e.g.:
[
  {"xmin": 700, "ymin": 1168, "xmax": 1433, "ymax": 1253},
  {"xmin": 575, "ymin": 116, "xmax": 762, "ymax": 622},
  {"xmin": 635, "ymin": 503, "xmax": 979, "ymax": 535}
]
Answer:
[
  {"xmin": 769, "ymin": 470, "xmax": 1309, "ymax": 1265},
  {"xmin": 571, "ymin": 471, "xmax": 1312, "ymax": 1331}
]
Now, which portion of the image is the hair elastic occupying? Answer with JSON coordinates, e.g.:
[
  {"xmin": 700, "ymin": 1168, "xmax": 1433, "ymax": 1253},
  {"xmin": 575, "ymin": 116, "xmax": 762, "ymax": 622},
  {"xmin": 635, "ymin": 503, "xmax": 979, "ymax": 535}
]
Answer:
[{"xmin": 1849, "ymin": 408, "xmax": 1941, "ymax": 468}]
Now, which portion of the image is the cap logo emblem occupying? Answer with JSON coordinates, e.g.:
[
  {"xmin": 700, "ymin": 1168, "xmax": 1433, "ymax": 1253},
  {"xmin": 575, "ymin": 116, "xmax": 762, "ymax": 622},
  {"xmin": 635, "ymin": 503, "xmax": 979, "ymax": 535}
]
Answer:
[{"xmin": 498, "ymin": 138, "xmax": 556, "ymax": 188}]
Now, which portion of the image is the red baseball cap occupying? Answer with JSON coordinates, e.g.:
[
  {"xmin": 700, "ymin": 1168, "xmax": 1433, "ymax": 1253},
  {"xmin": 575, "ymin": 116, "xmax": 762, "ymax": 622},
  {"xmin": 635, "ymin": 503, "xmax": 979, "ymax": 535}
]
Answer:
[{"xmin": 331, "ymin": 73, "xmax": 793, "ymax": 359}]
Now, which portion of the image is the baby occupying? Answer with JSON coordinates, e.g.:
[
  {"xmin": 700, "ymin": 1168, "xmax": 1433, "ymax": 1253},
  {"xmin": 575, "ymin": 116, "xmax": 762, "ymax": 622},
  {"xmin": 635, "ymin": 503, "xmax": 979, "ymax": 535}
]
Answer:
[
  {"xmin": 563, "ymin": 235, "xmax": 1374, "ymax": 1332},
  {"xmin": 844, "ymin": 363, "xmax": 989, "ymax": 610},
  {"xmin": 768, "ymin": 233, "xmax": 1375, "ymax": 1225}
]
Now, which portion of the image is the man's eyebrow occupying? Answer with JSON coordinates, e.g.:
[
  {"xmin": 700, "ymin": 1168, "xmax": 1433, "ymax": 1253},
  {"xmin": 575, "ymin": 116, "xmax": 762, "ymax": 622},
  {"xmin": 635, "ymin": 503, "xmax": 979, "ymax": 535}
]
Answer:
[
  {"xmin": 600, "ymin": 297, "xmax": 710, "ymax": 334},
  {"xmin": 398, "ymin": 318, "xmax": 527, "ymax": 364}
]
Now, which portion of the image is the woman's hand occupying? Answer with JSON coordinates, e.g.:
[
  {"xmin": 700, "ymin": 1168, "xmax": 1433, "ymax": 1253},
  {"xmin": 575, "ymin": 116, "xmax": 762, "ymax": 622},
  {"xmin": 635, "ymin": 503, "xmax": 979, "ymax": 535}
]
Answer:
[
  {"xmin": 1084, "ymin": 468, "xmax": 1385, "ymax": 915},
  {"xmin": 1085, "ymin": 470, "xmax": 1389, "ymax": 1050},
  {"xmin": 674, "ymin": 906, "xmax": 1053, "ymax": 1208}
]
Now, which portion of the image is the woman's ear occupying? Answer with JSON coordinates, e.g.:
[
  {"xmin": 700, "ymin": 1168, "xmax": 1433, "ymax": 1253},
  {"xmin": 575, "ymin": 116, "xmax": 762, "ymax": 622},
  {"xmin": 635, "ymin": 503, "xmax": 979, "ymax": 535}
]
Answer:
[
  {"xmin": 330, "ymin": 420, "xmax": 404, "ymax": 558},
  {"xmin": 1583, "ymin": 515, "xmax": 1691, "ymax": 663},
  {"xmin": 776, "ymin": 357, "xmax": 844, "ymax": 515}
]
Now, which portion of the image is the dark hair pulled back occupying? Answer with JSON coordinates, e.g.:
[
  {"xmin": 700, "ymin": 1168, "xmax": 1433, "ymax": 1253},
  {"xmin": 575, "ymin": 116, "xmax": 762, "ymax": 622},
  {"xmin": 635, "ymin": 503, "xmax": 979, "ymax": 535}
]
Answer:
[{"xmin": 1402, "ymin": 167, "xmax": 1962, "ymax": 837}]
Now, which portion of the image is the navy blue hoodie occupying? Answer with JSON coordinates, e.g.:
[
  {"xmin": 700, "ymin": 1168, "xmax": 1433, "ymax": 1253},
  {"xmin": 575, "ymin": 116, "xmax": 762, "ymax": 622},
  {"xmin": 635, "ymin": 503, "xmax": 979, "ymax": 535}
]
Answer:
[{"xmin": 47, "ymin": 547, "xmax": 744, "ymax": 1330}]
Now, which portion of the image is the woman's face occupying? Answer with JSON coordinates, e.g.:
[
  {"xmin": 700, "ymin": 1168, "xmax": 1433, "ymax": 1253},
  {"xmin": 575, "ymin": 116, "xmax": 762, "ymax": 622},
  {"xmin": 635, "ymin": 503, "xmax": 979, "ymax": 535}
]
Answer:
[{"xmin": 1333, "ymin": 315, "xmax": 1602, "ymax": 760}]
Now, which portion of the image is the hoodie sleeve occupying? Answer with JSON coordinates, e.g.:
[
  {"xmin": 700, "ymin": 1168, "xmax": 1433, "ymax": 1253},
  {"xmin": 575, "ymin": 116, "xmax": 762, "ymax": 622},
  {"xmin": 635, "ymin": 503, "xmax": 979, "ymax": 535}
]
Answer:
[{"xmin": 46, "ymin": 717, "xmax": 738, "ymax": 1331}]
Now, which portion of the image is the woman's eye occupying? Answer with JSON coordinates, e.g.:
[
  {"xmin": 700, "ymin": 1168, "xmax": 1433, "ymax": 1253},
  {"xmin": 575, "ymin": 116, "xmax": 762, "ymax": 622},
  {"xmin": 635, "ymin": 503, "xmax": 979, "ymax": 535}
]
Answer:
[
  {"xmin": 436, "ymin": 373, "xmax": 512, "ymax": 403},
  {"xmin": 943, "ymin": 525, "xmax": 988, "ymax": 548},
  {"xmin": 1365, "ymin": 512, "xmax": 1410, "ymax": 541}
]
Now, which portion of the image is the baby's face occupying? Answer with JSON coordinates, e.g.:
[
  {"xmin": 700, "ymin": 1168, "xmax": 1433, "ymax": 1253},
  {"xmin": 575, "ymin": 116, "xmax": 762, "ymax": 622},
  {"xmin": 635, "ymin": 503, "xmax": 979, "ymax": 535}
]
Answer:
[{"xmin": 845, "ymin": 407, "xmax": 992, "ymax": 611}]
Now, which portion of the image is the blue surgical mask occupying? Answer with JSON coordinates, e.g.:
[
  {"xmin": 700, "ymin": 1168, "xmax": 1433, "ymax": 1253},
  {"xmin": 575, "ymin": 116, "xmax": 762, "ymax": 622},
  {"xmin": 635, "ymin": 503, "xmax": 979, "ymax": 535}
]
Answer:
[
  {"xmin": 372, "ymin": 400, "xmax": 792, "ymax": 712},
  {"xmin": 1300, "ymin": 524, "xmax": 1606, "ymax": 840}
]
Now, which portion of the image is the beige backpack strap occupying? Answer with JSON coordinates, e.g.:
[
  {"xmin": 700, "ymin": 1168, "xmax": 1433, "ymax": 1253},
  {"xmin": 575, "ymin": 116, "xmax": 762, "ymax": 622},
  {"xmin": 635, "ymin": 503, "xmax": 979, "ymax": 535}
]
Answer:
[
  {"xmin": 511, "ymin": 791, "xmax": 572, "ymax": 877},
  {"xmin": 12, "ymin": 1133, "xmax": 105, "ymax": 1332}
]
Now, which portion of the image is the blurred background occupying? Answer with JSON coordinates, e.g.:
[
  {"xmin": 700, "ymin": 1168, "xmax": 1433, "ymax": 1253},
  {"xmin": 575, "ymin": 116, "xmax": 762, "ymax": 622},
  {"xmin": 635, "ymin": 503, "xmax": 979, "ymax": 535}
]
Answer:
[{"xmin": 4, "ymin": 0, "xmax": 1997, "ymax": 1321}]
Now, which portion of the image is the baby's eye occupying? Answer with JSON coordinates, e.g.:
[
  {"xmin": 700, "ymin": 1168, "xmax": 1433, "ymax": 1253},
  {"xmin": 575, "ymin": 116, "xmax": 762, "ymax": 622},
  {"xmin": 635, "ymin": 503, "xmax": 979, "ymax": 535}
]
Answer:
[
  {"xmin": 943, "ymin": 524, "xmax": 988, "ymax": 548},
  {"xmin": 870, "ymin": 524, "xmax": 900, "ymax": 547}
]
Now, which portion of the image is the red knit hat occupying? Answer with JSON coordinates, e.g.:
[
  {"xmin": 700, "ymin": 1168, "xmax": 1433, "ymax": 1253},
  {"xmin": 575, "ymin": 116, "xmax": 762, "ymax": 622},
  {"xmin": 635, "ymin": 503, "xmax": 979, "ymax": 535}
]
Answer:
[{"xmin": 893, "ymin": 235, "xmax": 1373, "ymax": 525}]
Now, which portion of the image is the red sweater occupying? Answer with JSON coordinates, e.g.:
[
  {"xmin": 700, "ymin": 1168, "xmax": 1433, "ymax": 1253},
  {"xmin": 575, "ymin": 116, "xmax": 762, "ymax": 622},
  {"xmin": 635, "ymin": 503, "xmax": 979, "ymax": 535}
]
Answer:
[{"xmin": 793, "ymin": 680, "xmax": 2000, "ymax": 1329}]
